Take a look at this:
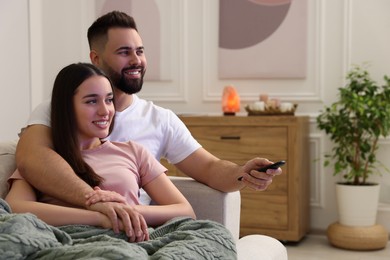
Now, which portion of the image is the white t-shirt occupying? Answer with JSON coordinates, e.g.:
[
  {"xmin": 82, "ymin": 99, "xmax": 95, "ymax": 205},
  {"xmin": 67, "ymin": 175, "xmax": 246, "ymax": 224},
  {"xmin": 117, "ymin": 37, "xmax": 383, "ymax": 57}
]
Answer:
[{"xmin": 26, "ymin": 94, "xmax": 201, "ymax": 204}]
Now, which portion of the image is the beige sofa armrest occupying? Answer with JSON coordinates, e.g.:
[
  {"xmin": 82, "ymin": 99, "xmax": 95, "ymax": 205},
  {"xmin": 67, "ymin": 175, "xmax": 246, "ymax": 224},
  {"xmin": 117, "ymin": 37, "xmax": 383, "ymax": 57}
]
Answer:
[
  {"xmin": 0, "ymin": 140, "xmax": 17, "ymax": 199},
  {"xmin": 169, "ymin": 176, "xmax": 241, "ymax": 242}
]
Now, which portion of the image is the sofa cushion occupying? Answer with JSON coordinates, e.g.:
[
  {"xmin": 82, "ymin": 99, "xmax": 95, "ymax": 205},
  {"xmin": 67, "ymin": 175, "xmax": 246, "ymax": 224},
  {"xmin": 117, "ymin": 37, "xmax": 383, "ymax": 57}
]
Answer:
[{"xmin": 0, "ymin": 140, "xmax": 17, "ymax": 198}]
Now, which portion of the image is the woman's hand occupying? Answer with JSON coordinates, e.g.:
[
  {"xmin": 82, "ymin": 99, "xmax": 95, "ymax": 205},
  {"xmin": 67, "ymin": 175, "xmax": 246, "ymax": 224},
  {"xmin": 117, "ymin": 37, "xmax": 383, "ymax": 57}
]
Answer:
[
  {"xmin": 85, "ymin": 186, "xmax": 127, "ymax": 206},
  {"xmin": 90, "ymin": 202, "xmax": 149, "ymax": 242}
]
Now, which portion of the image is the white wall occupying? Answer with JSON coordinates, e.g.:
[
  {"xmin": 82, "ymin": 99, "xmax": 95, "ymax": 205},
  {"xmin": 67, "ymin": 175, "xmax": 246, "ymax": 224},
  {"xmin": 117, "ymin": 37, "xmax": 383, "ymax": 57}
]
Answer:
[
  {"xmin": 0, "ymin": 0, "xmax": 30, "ymax": 141},
  {"xmin": 29, "ymin": 0, "xmax": 93, "ymax": 108},
  {"xmin": 2, "ymin": 0, "xmax": 390, "ymax": 234}
]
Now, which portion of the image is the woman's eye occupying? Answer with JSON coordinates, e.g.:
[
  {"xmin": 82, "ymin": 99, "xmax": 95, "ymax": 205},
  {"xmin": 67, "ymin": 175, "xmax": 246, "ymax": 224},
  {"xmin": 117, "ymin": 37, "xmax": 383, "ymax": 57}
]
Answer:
[
  {"xmin": 106, "ymin": 98, "xmax": 114, "ymax": 104},
  {"xmin": 86, "ymin": 99, "xmax": 97, "ymax": 104}
]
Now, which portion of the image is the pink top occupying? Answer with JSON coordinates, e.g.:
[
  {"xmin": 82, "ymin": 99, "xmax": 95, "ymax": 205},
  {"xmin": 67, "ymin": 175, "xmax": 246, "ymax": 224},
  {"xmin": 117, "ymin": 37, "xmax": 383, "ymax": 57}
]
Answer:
[{"xmin": 9, "ymin": 141, "xmax": 166, "ymax": 206}]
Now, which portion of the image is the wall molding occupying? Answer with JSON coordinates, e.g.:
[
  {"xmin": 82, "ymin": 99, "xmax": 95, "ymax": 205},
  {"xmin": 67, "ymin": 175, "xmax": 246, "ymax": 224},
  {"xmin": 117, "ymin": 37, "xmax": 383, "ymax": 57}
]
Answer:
[
  {"xmin": 29, "ymin": 0, "xmax": 44, "ymax": 110},
  {"xmin": 342, "ymin": 0, "xmax": 352, "ymax": 81},
  {"xmin": 140, "ymin": 0, "xmax": 188, "ymax": 102},
  {"xmin": 310, "ymin": 133, "xmax": 325, "ymax": 208}
]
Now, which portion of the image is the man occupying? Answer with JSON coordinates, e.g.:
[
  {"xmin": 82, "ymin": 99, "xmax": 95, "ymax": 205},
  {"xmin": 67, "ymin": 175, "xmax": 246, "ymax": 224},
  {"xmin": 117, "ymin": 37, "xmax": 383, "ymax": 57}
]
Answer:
[{"xmin": 16, "ymin": 11, "xmax": 282, "ymax": 230}]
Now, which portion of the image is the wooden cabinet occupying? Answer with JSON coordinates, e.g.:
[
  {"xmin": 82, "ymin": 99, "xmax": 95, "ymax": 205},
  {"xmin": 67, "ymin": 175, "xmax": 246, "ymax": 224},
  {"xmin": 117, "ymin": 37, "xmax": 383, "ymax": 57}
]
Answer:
[{"xmin": 163, "ymin": 115, "xmax": 310, "ymax": 241}]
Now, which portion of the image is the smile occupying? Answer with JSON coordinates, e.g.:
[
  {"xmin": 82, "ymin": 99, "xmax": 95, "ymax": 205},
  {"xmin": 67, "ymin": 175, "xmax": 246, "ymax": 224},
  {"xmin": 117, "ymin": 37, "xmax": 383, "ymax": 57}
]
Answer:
[
  {"xmin": 125, "ymin": 71, "xmax": 140, "ymax": 75},
  {"xmin": 93, "ymin": 120, "xmax": 109, "ymax": 126}
]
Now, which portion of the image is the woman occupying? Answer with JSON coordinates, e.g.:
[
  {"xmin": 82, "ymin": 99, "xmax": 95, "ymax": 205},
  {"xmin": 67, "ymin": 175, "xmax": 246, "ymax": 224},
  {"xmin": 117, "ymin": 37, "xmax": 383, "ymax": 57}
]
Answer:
[{"xmin": 5, "ymin": 63, "xmax": 195, "ymax": 242}]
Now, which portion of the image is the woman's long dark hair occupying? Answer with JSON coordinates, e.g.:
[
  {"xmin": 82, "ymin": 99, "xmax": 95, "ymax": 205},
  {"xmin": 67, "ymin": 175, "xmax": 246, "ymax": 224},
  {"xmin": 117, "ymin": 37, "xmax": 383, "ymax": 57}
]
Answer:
[{"xmin": 51, "ymin": 63, "xmax": 115, "ymax": 187}]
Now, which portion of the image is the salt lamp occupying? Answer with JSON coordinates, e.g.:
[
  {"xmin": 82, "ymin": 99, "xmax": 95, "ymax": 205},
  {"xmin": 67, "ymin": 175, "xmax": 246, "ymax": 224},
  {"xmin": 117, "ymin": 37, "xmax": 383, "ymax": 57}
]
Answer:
[{"xmin": 222, "ymin": 85, "xmax": 240, "ymax": 115}]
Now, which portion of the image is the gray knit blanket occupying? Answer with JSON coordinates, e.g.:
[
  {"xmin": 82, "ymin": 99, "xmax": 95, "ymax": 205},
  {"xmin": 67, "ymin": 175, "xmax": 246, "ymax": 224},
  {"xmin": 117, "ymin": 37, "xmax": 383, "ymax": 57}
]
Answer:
[{"xmin": 0, "ymin": 199, "xmax": 236, "ymax": 259}]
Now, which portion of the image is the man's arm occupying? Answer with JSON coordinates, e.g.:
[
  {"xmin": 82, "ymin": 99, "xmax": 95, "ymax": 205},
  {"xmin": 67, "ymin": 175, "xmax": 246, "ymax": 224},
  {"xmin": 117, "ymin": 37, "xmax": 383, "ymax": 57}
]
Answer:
[
  {"xmin": 16, "ymin": 124, "xmax": 93, "ymax": 206},
  {"xmin": 175, "ymin": 148, "xmax": 281, "ymax": 192}
]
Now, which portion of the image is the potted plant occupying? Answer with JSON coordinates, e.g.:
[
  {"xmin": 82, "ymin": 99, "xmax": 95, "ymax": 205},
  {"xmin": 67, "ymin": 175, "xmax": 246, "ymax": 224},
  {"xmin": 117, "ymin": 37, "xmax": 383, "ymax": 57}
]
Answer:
[{"xmin": 316, "ymin": 65, "xmax": 390, "ymax": 227}]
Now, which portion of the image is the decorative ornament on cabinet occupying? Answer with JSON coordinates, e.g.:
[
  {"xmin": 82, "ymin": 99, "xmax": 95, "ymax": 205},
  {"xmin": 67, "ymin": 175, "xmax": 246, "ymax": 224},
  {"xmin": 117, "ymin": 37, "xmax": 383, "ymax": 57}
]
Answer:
[{"xmin": 222, "ymin": 85, "xmax": 240, "ymax": 116}]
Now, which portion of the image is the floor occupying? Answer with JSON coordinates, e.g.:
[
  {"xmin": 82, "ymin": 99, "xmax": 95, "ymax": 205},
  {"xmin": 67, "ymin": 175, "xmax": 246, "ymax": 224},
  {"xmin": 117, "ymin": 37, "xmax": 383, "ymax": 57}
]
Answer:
[{"xmin": 285, "ymin": 234, "xmax": 390, "ymax": 260}]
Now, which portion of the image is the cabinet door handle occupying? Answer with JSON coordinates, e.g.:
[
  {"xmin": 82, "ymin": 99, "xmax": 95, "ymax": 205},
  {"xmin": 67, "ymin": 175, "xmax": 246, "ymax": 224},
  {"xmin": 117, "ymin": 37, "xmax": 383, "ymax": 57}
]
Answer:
[{"xmin": 220, "ymin": 136, "xmax": 241, "ymax": 140}]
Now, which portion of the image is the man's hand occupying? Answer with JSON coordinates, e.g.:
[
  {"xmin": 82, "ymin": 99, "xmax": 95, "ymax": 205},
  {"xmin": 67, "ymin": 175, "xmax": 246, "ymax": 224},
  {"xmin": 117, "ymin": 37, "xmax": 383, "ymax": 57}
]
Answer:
[
  {"xmin": 85, "ymin": 186, "xmax": 127, "ymax": 206},
  {"xmin": 88, "ymin": 201, "xmax": 149, "ymax": 242},
  {"xmin": 239, "ymin": 158, "xmax": 283, "ymax": 190}
]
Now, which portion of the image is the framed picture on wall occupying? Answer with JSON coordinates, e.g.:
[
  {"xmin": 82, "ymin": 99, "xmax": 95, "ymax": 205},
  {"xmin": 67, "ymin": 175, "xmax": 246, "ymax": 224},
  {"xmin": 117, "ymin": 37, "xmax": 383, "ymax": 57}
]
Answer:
[{"xmin": 219, "ymin": 0, "xmax": 308, "ymax": 79}]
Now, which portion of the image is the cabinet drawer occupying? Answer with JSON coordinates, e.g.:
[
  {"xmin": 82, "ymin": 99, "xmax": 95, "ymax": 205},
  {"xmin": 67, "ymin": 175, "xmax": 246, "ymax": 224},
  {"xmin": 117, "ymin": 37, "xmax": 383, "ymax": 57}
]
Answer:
[
  {"xmin": 240, "ymin": 189, "xmax": 288, "ymax": 231},
  {"xmin": 188, "ymin": 126, "xmax": 288, "ymax": 160}
]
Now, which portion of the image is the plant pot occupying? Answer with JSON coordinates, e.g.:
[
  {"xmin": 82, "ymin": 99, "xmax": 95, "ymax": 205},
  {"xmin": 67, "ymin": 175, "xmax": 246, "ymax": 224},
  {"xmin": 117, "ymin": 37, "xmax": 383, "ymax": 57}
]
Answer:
[{"xmin": 336, "ymin": 183, "xmax": 380, "ymax": 226}]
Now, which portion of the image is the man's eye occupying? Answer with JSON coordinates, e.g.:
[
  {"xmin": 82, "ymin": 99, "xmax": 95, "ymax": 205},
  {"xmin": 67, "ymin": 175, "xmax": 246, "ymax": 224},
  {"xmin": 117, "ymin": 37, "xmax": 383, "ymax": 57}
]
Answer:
[{"xmin": 118, "ymin": 51, "xmax": 129, "ymax": 55}]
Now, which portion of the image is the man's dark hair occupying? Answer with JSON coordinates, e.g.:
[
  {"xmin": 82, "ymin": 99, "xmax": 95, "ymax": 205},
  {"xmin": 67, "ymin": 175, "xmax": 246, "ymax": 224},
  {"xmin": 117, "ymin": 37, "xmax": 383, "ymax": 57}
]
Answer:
[{"xmin": 87, "ymin": 11, "xmax": 138, "ymax": 50}]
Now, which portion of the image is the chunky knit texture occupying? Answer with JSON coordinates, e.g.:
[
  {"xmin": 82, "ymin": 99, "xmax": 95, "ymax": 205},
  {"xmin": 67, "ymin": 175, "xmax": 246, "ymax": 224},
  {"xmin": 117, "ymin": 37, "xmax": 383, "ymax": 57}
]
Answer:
[{"xmin": 0, "ymin": 199, "xmax": 237, "ymax": 259}]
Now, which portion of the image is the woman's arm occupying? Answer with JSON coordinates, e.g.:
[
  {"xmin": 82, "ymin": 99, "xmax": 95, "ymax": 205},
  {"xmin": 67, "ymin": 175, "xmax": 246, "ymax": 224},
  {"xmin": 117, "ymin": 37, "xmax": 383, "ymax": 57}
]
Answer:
[
  {"xmin": 5, "ymin": 179, "xmax": 109, "ymax": 227},
  {"xmin": 5, "ymin": 179, "xmax": 149, "ymax": 242},
  {"xmin": 138, "ymin": 174, "xmax": 196, "ymax": 227},
  {"xmin": 83, "ymin": 174, "xmax": 195, "ymax": 228}
]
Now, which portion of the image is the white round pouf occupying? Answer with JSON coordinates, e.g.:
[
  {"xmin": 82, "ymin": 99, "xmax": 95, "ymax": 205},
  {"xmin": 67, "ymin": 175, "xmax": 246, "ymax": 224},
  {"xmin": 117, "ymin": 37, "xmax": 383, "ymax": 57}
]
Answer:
[{"xmin": 236, "ymin": 235, "xmax": 287, "ymax": 260}]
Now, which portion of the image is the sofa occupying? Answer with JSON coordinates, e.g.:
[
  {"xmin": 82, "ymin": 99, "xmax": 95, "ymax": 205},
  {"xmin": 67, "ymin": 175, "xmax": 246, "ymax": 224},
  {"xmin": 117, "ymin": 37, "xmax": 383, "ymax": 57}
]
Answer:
[{"xmin": 0, "ymin": 139, "xmax": 287, "ymax": 259}]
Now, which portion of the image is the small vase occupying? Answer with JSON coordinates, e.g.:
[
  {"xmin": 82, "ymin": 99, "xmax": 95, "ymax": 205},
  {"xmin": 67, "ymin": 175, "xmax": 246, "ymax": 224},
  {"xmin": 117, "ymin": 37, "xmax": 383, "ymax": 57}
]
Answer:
[{"xmin": 336, "ymin": 183, "xmax": 380, "ymax": 226}]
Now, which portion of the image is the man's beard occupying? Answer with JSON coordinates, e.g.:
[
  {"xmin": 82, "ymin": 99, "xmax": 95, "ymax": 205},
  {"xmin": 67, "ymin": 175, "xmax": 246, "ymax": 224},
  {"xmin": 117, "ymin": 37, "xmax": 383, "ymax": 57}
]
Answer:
[{"xmin": 103, "ymin": 63, "xmax": 145, "ymax": 95}]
